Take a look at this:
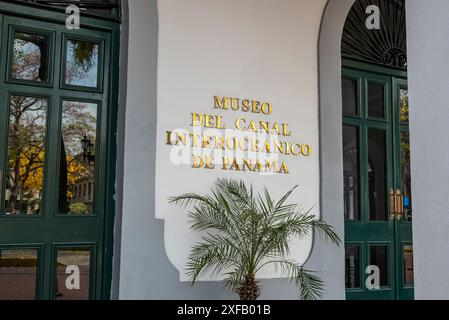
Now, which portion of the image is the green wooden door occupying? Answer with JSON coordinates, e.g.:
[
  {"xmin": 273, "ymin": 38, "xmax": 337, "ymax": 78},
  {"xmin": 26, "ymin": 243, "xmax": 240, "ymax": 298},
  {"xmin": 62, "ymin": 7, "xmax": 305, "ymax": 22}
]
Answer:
[
  {"xmin": 342, "ymin": 61, "xmax": 414, "ymax": 300},
  {"xmin": 0, "ymin": 5, "xmax": 118, "ymax": 300}
]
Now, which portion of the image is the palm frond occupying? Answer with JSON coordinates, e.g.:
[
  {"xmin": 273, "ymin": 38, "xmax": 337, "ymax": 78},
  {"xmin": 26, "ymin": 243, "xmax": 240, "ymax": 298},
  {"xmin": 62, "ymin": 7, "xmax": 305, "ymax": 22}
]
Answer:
[
  {"xmin": 311, "ymin": 220, "xmax": 342, "ymax": 246},
  {"xmin": 169, "ymin": 179, "xmax": 341, "ymax": 300},
  {"xmin": 186, "ymin": 233, "xmax": 241, "ymax": 284},
  {"xmin": 296, "ymin": 268, "xmax": 325, "ymax": 301},
  {"xmin": 251, "ymin": 185, "xmax": 299, "ymax": 264},
  {"xmin": 257, "ymin": 259, "xmax": 324, "ymax": 300},
  {"xmin": 187, "ymin": 203, "xmax": 228, "ymax": 232},
  {"xmin": 169, "ymin": 193, "xmax": 219, "ymax": 211},
  {"xmin": 223, "ymin": 268, "xmax": 246, "ymax": 292}
]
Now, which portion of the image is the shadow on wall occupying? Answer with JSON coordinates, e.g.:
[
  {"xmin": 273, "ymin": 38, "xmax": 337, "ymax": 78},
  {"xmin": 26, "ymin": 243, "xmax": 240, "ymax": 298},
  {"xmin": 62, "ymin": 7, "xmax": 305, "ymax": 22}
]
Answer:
[{"xmin": 303, "ymin": 0, "xmax": 356, "ymax": 300}]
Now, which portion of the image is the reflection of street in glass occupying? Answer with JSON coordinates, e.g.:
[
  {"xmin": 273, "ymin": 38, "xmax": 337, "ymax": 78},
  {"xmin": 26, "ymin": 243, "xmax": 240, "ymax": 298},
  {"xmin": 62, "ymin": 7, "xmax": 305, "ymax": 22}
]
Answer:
[
  {"xmin": 5, "ymin": 96, "xmax": 47, "ymax": 216},
  {"xmin": 55, "ymin": 249, "xmax": 91, "ymax": 300},
  {"xmin": 403, "ymin": 246, "xmax": 414, "ymax": 286},
  {"xmin": 0, "ymin": 249, "xmax": 37, "ymax": 300},
  {"xmin": 59, "ymin": 101, "xmax": 97, "ymax": 216}
]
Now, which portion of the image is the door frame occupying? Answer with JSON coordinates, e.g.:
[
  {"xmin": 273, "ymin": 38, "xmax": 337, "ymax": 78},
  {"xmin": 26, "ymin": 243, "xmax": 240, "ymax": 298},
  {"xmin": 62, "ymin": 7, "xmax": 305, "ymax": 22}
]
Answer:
[
  {"xmin": 342, "ymin": 58, "xmax": 413, "ymax": 300},
  {"xmin": 0, "ymin": 0, "xmax": 120, "ymax": 299}
]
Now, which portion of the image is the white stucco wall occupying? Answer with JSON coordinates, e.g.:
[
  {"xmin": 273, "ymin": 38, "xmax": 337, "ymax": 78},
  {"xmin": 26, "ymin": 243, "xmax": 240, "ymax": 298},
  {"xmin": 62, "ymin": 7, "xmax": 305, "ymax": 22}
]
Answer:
[
  {"xmin": 407, "ymin": 0, "xmax": 449, "ymax": 300},
  {"xmin": 314, "ymin": 0, "xmax": 355, "ymax": 301},
  {"xmin": 116, "ymin": 0, "xmax": 348, "ymax": 299},
  {"xmin": 116, "ymin": 0, "xmax": 449, "ymax": 301},
  {"xmin": 156, "ymin": 0, "xmax": 326, "ymax": 281}
]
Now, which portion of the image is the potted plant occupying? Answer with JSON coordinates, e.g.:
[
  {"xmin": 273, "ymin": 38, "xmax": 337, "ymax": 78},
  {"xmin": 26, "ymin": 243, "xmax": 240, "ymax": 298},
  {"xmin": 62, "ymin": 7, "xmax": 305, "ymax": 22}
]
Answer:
[{"xmin": 170, "ymin": 179, "xmax": 341, "ymax": 300}]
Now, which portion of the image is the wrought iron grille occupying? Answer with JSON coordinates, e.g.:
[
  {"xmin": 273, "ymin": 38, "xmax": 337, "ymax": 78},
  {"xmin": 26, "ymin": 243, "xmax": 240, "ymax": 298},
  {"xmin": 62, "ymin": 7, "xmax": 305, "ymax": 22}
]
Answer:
[
  {"xmin": 342, "ymin": 0, "xmax": 407, "ymax": 70},
  {"xmin": 13, "ymin": 0, "xmax": 121, "ymax": 20}
]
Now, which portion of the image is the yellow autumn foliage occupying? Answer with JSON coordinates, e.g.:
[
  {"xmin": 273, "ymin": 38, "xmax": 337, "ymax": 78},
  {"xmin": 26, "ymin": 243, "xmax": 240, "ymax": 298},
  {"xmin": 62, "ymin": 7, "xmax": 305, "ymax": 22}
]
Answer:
[{"xmin": 10, "ymin": 147, "xmax": 88, "ymax": 199}]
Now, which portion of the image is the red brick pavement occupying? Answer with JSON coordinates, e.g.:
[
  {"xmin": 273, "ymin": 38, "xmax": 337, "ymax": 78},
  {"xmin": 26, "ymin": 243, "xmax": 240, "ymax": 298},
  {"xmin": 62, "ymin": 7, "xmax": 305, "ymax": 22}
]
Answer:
[{"xmin": 0, "ymin": 269, "xmax": 90, "ymax": 300}]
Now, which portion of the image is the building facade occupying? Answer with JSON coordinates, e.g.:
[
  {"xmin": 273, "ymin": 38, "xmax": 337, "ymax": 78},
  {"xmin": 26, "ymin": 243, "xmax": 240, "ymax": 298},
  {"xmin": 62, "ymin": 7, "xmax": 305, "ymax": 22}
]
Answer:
[{"xmin": 0, "ymin": 0, "xmax": 447, "ymax": 300}]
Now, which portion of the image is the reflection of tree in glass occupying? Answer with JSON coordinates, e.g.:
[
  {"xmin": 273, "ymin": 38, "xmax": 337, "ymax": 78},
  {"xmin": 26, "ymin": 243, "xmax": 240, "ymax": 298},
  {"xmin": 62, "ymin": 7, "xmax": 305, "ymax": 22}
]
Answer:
[
  {"xmin": 401, "ymin": 133, "xmax": 411, "ymax": 191},
  {"xmin": 7, "ymin": 96, "xmax": 47, "ymax": 214},
  {"xmin": 400, "ymin": 90, "xmax": 409, "ymax": 122},
  {"xmin": 59, "ymin": 101, "xmax": 97, "ymax": 214},
  {"xmin": 12, "ymin": 33, "xmax": 48, "ymax": 81},
  {"xmin": 66, "ymin": 41, "xmax": 98, "ymax": 86},
  {"xmin": 62, "ymin": 102, "xmax": 97, "ymax": 155},
  {"xmin": 73, "ymin": 41, "xmax": 97, "ymax": 72}
]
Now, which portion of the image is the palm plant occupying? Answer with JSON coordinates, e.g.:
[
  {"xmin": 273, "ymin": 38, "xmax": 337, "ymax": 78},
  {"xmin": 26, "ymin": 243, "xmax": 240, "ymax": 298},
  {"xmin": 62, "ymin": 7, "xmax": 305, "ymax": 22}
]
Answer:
[{"xmin": 169, "ymin": 179, "xmax": 341, "ymax": 300}]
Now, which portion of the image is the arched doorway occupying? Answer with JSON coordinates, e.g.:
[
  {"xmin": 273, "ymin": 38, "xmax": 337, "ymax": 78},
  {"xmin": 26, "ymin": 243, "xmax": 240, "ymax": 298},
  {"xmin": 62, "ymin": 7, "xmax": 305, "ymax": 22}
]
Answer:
[
  {"xmin": 0, "ymin": 0, "xmax": 121, "ymax": 300},
  {"xmin": 341, "ymin": 0, "xmax": 413, "ymax": 300}
]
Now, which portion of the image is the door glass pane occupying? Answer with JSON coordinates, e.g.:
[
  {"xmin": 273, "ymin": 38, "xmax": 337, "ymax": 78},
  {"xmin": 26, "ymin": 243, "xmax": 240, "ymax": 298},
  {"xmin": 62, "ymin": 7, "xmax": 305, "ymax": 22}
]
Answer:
[
  {"xmin": 343, "ymin": 126, "xmax": 360, "ymax": 221},
  {"xmin": 368, "ymin": 129, "xmax": 387, "ymax": 221},
  {"xmin": 368, "ymin": 83, "xmax": 385, "ymax": 119},
  {"xmin": 345, "ymin": 245, "xmax": 360, "ymax": 289},
  {"xmin": 403, "ymin": 245, "xmax": 414, "ymax": 286},
  {"xmin": 401, "ymin": 132, "xmax": 412, "ymax": 222},
  {"xmin": 59, "ymin": 101, "xmax": 97, "ymax": 215},
  {"xmin": 65, "ymin": 39, "xmax": 99, "ymax": 88},
  {"xmin": 370, "ymin": 246, "xmax": 389, "ymax": 287},
  {"xmin": 11, "ymin": 32, "xmax": 49, "ymax": 82},
  {"xmin": 5, "ymin": 96, "xmax": 48, "ymax": 215},
  {"xmin": 400, "ymin": 88, "xmax": 409, "ymax": 123},
  {"xmin": 342, "ymin": 78, "xmax": 358, "ymax": 116},
  {"xmin": 55, "ymin": 248, "xmax": 91, "ymax": 300},
  {"xmin": 0, "ymin": 249, "xmax": 38, "ymax": 300}
]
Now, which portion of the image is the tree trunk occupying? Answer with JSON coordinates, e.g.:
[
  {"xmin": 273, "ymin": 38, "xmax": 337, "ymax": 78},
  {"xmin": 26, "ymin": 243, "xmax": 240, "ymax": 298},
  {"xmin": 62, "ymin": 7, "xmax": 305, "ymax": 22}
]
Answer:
[
  {"xmin": 237, "ymin": 275, "xmax": 261, "ymax": 301},
  {"xmin": 59, "ymin": 137, "xmax": 69, "ymax": 213}
]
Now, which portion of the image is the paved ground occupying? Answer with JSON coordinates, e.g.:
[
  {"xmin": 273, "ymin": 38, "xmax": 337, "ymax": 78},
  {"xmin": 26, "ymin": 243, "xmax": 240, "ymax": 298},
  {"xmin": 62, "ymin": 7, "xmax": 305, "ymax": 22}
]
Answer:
[
  {"xmin": 0, "ymin": 269, "xmax": 36, "ymax": 300},
  {"xmin": 0, "ymin": 269, "xmax": 90, "ymax": 300}
]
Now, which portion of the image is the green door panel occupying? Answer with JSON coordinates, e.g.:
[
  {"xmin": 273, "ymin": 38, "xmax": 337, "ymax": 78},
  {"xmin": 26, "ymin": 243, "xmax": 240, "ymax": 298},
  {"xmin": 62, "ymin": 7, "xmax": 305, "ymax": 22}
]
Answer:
[
  {"xmin": 343, "ymin": 61, "xmax": 414, "ymax": 300},
  {"xmin": 0, "ymin": 2, "xmax": 119, "ymax": 300}
]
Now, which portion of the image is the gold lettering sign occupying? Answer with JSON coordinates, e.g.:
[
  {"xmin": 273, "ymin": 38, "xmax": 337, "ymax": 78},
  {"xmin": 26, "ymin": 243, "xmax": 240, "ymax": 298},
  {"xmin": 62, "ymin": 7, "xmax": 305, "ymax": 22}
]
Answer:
[{"xmin": 165, "ymin": 96, "xmax": 313, "ymax": 175}]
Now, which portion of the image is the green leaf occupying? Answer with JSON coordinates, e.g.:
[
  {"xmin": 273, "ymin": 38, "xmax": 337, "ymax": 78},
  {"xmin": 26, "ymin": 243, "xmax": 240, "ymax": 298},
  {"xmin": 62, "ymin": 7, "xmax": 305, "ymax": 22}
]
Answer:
[{"xmin": 169, "ymin": 179, "xmax": 341, "ymax": 300}]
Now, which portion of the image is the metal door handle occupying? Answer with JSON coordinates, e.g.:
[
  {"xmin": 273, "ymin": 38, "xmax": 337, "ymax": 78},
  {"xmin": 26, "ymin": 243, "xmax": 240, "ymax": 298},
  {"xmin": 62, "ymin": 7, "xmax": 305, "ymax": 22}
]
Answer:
[
  {"xmin": 390, "ymin": 189, "xmax": 395, "ymax": 217},
  {"xmin": 390, "ymin": 189, "xmax": 396, "ymax": 220},
  {"xmin": 390, "ymin": 189, "xmax": 404, "ymax": 221},
  {"xmin": 395, "ymin": 189, "xmax": 404, "ymax": 221}
]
